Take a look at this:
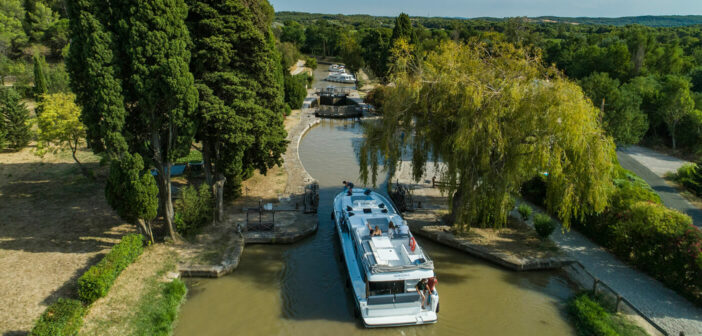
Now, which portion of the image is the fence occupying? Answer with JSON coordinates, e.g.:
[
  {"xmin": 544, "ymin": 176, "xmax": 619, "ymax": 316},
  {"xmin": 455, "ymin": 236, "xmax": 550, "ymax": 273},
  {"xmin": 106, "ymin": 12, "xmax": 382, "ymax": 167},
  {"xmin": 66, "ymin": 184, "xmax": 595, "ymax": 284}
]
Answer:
[{"xmin": 565, "ymin": 261, "xmax": 670, "ymax": 336}]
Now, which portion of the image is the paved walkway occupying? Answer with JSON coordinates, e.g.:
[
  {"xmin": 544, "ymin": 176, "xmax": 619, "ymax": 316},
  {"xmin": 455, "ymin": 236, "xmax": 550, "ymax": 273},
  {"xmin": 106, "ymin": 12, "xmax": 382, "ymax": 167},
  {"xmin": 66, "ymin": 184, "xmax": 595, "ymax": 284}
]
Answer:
[
  {"xmin": 553, "ymin": 146, "xmax": 702, "ymax": 335},
  {"xmin": 617, "ymin": 146, "xmax": 702, "ymax": 228},
  {"xmin": 550, "ymin": 222, "xmax": 702, "ymax": 335}
]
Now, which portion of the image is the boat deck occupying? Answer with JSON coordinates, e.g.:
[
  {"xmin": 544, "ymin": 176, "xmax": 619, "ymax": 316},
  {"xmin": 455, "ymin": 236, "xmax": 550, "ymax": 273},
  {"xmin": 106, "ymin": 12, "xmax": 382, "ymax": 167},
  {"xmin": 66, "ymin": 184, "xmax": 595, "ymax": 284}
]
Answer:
[{"xmin": 337, "ymin": 191, "xmax": 433, "ymax": 273}]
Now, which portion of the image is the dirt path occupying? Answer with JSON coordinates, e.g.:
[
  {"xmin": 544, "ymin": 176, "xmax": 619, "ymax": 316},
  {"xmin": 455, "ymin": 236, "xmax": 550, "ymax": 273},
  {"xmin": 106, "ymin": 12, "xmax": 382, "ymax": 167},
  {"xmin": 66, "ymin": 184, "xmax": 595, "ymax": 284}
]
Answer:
[{"xmin": 0, "ymin": 146, "xmax": 134, "ymax": 335}]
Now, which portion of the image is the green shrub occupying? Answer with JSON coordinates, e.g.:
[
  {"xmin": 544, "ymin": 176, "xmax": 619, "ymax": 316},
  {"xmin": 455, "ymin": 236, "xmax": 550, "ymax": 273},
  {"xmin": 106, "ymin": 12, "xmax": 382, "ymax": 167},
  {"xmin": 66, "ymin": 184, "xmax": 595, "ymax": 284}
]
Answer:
[
  {"xmin": 611, "ymin": 202, "xmax": 702, "ymax": 302},
  {"xmin": 134, "ymin": 279, "xmax": 188, "ymax": 336},
  {"xmin": 534, "ymin": 213, "xmax": 556, "ymax": 238},
  {"xmin": 77, "ymin": 234, "xmax": 144, "ymax": 303},
  {"xmin": 306, "ymin": 56, "xmax": 317, "ymax": 70},
  {"xmin": 174, "ymin": 184, "xmax": 213, "ymax": 236},
  {"xmin": 517, "ymin": 203, "xmax": 533, "ymax": 221},
  {"xmin": 31, "ymin": 298, "xmax": 85, "ymax": 336},
  {"xmin": 174, "ymin": 149, "xmax": 203, "ymax": 165},
  {"xmin": 284, "ymin": 73, "xmax": 308, "ymax": 110},
  {"xmin": 673, "ymin": 163, "xmax": 702, "ymax": 196},
  {"xmin": 568, "ymin": 293, "xmax": 618, "ymax": 336}
]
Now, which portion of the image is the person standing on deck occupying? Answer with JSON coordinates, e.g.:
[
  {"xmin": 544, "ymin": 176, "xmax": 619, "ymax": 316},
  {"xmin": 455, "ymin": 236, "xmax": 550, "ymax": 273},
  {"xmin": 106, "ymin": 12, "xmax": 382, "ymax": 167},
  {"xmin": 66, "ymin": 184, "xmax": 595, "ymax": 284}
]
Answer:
[
  {"xmin": 426, "ymin": 276, "xmax": 438, "ymax": 305},
  {"xmin": 416, "ymin": 278, "xmax": 429, "ymax": 309},
  {"xmin": 343, "ymin": 180, "xmax": 355, "ymax": 191}
]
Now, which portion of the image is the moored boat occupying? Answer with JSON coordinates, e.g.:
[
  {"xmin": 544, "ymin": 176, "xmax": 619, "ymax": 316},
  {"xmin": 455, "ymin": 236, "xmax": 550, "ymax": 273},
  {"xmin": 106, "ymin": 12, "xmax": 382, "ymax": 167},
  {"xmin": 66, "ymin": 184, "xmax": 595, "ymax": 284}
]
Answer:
[
  {"xmin": 326, "ymin": 73, "xmax": 356, "ymax": 83},
  {"xmin": 333, "ymin": 187, "xmax": 439, "ymax": 327}
]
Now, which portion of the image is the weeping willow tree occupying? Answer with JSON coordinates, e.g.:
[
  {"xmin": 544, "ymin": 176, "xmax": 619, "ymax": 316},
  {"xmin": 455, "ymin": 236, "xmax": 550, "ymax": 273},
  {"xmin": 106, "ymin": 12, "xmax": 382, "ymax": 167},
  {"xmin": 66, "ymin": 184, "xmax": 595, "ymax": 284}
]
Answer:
[{"xmin": 360, "ymin": 41, "xmax": 616, "ymax": 231}]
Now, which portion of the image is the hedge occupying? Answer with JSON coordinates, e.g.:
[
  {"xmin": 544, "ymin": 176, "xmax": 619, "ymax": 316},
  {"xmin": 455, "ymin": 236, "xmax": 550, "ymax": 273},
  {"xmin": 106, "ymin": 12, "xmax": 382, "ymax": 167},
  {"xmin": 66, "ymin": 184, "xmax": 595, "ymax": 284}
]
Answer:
[
  {"xmin": 77, "ymin": 234, "xmax": 144, "ymax": 303},
  {"xmin": 30, "ymin": 298, "xmax": 86, "ymax": 336}
]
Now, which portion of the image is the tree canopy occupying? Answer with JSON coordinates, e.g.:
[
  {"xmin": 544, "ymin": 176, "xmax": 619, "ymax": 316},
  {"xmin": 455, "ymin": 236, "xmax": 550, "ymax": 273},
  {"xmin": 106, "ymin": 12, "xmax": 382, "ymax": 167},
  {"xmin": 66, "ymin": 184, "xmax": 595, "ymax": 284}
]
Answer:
[
  {"xmin": 35, "ymin": 92, "xmax": 88, "ymax": 175},
  {"xmin": 361, "ymin": 41, "xmax": 616, "ymax": 230},
  {"xmin": 186, "ymin": 0, "xmax": 287, "ymax": 219}
]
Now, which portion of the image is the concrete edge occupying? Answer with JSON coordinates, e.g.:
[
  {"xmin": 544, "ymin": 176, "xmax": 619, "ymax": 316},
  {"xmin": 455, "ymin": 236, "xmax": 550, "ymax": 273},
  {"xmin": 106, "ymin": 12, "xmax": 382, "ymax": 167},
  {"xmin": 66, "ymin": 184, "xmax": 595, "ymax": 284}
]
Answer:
[
  {"xmin": 412, "ymin": 225, "xmax": 575, "ymax": 272},
  {"xmin": 178, "ymin": 237, "xmax": 246, "ymax": 278}
]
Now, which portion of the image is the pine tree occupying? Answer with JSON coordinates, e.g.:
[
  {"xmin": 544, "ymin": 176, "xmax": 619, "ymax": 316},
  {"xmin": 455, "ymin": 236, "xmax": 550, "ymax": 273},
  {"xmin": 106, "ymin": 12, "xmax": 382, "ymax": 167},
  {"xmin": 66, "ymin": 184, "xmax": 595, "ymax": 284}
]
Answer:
[
  {"xmin": 0, "ymin": 88, "xmax": 31, "ymax": 150},
  {"xmin": 33, "ymin": 53, "xmax": 47, "ymax": 99},
  {"xmin": 187, "ymin": 0, "xmax": 287, "ymax": 221},
  {"xmin": 390, "ymin": 13, "xmax": 416, "ymax": 45}
]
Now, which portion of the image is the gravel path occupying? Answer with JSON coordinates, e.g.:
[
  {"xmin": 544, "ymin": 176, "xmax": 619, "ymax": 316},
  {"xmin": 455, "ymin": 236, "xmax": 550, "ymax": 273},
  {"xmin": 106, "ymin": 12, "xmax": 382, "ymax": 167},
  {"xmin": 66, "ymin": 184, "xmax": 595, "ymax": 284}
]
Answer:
[{"xmin": 617, "ymin": 147, "xmax": 702, "ymax": 228}]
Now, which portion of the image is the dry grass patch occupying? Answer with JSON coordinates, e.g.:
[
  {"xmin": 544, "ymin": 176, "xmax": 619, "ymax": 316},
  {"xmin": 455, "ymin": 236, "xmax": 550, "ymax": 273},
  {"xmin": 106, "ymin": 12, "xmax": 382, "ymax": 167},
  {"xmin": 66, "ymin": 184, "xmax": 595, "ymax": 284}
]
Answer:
[
  {"xmin": 79, "ymin": 244, "xmax": 177, "ymax": 336},
  {"xmin": 0, "ymin": 146, "xmax": 134, "ymax": 334}
]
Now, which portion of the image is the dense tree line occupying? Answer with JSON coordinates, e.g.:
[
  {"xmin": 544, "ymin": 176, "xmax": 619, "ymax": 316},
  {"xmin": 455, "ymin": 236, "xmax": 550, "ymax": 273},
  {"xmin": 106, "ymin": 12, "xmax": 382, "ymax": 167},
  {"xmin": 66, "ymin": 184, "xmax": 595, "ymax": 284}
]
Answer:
[
  {"xmin": 0, "ymin": 0, "xmax": 292, "ymax": 242},
  {"xmin": 276, "ymin": 13, "xmax": 702, "ymax": 153}
]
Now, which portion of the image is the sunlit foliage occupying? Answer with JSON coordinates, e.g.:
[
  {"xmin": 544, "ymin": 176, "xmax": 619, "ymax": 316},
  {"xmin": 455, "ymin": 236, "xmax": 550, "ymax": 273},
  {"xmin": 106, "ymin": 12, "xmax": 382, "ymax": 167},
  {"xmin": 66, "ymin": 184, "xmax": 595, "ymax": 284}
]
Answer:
[{"xmin": 360, "ymin": 41, "xmax": 615, "ymax": 231}]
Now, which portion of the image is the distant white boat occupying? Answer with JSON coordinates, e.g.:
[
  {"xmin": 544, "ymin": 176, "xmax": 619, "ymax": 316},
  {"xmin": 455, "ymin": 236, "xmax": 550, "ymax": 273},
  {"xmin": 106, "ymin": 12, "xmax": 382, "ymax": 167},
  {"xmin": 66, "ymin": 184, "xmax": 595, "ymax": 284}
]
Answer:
[
  {"xmin": 326, "ymin": 72, "xmax": 356, "ymax": 83},
  {"xmin": 329, "ymin": 64, "xmax": 346, "ymax": 72},
  {"xmin": 333, "ymin": 188, "xmax": 439, "ymax": 327}
]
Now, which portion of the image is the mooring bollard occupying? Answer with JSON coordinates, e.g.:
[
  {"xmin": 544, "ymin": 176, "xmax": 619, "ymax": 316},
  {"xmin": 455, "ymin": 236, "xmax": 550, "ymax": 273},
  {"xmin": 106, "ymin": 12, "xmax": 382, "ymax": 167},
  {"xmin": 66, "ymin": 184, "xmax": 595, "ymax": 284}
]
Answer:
[{"xmin": 615, "ymin": 295, "xmax": 622, "ymax": 312}]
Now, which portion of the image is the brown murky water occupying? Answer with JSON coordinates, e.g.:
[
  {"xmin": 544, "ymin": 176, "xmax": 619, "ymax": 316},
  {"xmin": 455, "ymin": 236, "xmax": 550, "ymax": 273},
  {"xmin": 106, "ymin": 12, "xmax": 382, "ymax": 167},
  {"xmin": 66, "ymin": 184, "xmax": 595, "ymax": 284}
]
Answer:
[{"xmin": 174, "ymin": 120, "xmax": 577, "ymax": 336}]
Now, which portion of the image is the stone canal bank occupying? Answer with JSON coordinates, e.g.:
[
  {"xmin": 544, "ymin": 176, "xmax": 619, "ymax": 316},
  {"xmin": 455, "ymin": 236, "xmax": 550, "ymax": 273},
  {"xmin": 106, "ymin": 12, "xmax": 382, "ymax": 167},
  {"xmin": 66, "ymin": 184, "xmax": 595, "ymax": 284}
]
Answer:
[{"xmin": 177, "ymin": 108, "xmax": 320, "ymax": 277}]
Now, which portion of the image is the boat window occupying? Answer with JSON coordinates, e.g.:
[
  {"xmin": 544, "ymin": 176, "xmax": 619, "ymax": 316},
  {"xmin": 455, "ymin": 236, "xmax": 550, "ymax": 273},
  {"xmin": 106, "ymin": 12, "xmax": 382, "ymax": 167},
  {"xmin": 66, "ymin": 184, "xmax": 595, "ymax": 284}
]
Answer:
[
  {"xmin": 368, "ymin": 281, "xmax": 405, "ymax": 296},
  {"xmin": 363, "ymin": 208, "xmax": 372, "ymax": 214}
]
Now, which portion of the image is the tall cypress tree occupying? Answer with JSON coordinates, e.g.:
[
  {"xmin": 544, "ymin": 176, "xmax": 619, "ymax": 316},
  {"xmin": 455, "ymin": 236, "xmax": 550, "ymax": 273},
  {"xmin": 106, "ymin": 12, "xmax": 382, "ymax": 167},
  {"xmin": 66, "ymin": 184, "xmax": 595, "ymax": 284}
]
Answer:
[
  {"xmin": 67, "ymin": 0, "xmax": 197, "ymax": 240},
  {"xmin": 390, "ymin": 13, "xmax": 416, "ymax": 45},
  {"xmin": 33, "ymin": 54, "xmax": 47, "ymax": 99},
  {"xmin": 187, "ymin": 0, "xmax": 287, "ymax": 221},
  {"xmin": 65, "ymin": 0, "xmax": 127, "ymax": 156},
  {"xmin": 119, "ymin": 0, "xmax": 198, "ymax": 240}
]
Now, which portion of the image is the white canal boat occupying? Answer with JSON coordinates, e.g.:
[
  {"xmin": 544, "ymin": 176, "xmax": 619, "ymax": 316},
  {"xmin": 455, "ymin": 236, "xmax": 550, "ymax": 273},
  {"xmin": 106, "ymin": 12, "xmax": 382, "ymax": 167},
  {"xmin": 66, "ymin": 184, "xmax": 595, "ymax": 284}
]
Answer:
[
  {"xmin": 329, "ymin": 64, "xmax": 346, "ymax": 72},
  {"xmin": 326, "ymin": 72, "xmax": 356, "ymax": 83},
  {"xmin": 332, "ymin": 188, "xmax": 439, "ymax": 327}
]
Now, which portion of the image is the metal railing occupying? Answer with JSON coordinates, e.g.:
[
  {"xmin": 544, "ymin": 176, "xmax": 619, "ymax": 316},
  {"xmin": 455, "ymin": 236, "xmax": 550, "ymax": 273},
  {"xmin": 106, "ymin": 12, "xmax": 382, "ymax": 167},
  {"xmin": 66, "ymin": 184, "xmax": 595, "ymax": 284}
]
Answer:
[{"xmin": 565, "ymin": 261, "xmax": 670, "ymax": 336}]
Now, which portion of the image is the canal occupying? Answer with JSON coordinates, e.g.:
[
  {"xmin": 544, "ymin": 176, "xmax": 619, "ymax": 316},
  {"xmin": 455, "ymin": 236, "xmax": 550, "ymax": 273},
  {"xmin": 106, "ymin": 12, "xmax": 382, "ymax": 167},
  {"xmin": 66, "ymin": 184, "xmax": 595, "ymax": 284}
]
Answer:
[{"xmin": 174, "ymin": 119, "xmax": 577, "ymax": 335}]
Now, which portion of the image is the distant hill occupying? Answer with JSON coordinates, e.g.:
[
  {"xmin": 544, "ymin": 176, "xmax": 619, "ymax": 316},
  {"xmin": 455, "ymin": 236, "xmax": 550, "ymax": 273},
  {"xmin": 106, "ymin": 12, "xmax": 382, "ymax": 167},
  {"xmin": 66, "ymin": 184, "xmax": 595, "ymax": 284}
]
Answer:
[
  {"xmin": 531, "ymin": 15, "xmax": 702, "ymax": 27},
  {"xmin": 276, "ymin": 11, "xmax": 702, "ymax": 28}
]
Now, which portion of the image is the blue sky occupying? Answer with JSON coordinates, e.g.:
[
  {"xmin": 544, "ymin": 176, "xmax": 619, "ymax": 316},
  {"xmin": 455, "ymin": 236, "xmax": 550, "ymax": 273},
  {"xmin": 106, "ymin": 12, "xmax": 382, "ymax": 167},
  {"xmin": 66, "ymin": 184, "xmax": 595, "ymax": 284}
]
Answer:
[{"xmin": 269, "ymin": 0, "xmax": 702, "ymax": 18}]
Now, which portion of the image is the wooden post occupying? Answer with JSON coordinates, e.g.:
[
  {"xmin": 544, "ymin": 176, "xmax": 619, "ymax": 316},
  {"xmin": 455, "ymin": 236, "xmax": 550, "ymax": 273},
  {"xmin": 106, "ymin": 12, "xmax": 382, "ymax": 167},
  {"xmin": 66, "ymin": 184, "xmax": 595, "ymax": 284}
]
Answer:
[
  {"xmin": 615, "ymin": 295, "xmax": 622, "ymax": 313},
  {"xmin": 592, "ymin": 279, "xmax": 599, "ymax": 294}
]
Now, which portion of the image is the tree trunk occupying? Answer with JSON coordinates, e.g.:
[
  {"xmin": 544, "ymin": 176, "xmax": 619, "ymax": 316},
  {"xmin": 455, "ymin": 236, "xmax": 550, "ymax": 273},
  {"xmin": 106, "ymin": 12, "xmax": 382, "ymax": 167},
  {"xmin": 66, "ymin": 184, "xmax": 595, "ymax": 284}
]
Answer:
[
  {"xmin": 202, "ymin": 142, "xmax": 224, "ymax": 223},
  {"xmin": 137, "ymin": 218, "xmax": 154, "ymax": 244},
  {"xmin": 214, "ymin": 174, "xmax": 226, "ymax": 222},
  {"xmin": 671, "ymin": 125, "xmax": 677, "ymax": 149},
  {"xmin": 71, "ymin": 140, "xmax": 92, "ymax": 179},
  {"xmin": 202, "ymin": 143, "xmax": 214, "ymax": 187},
  {"xmin": 157, "ymin": 163, "xmax": 177, "ymax": 241}
]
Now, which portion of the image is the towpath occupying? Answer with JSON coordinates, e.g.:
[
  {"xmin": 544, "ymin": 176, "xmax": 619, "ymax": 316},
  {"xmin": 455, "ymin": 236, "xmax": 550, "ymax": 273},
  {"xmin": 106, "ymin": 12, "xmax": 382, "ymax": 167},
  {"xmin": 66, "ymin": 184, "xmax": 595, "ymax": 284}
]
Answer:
[
  {"xmin": 616, "ymin": 146, "xmax": 702, "ymax": 228},
  {"xmin": 549, "ymin": 218, "xmax": 702, "ymax": 335}
]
